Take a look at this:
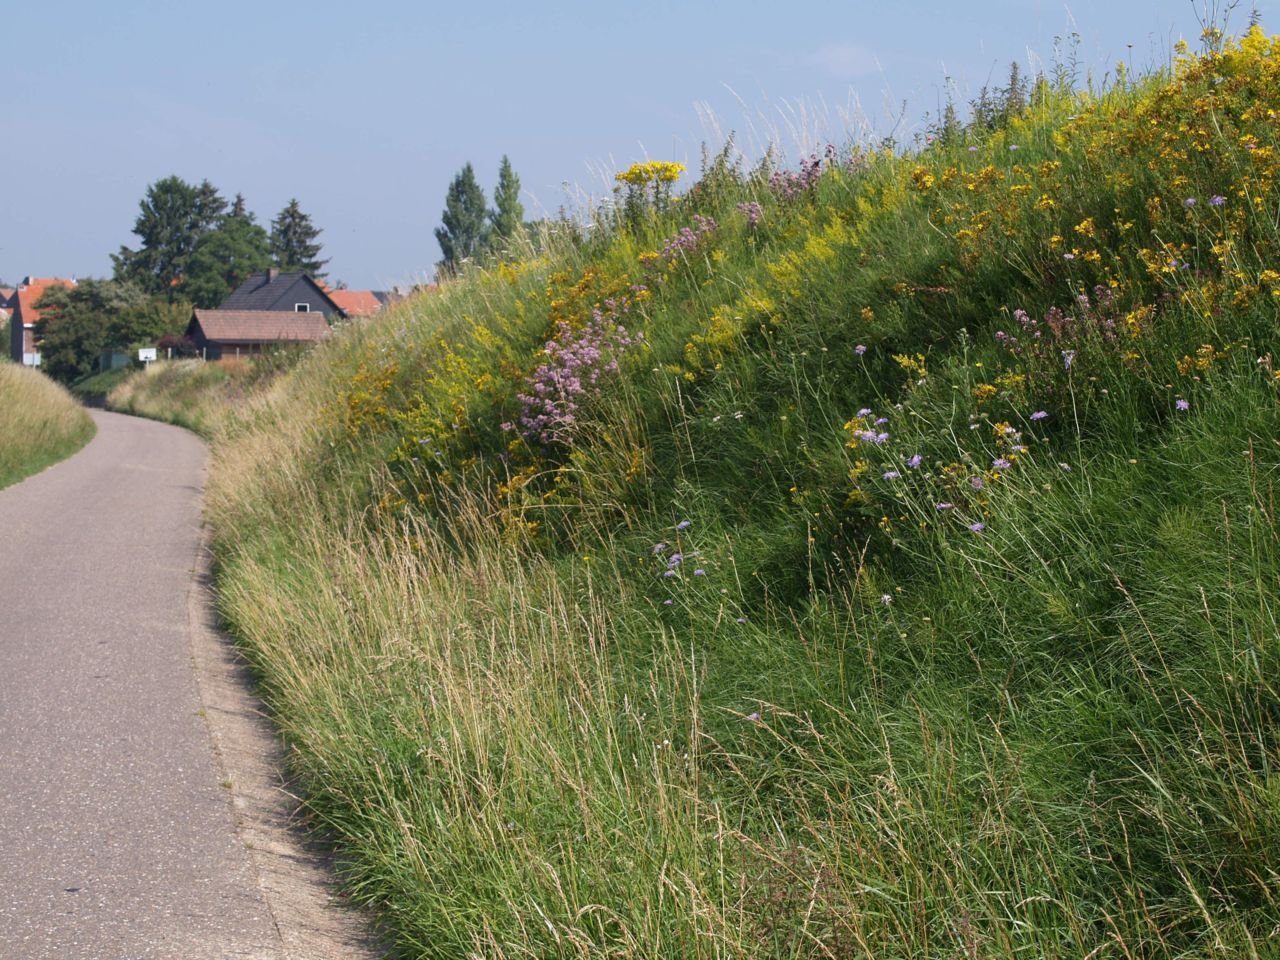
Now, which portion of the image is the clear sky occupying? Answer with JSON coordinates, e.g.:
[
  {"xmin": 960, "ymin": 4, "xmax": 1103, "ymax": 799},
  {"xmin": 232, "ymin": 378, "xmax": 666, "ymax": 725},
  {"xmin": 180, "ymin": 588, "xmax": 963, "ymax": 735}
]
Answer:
[{"xmin": 1, "ymin": 1, "xmax": 1269, "ymax": 290}]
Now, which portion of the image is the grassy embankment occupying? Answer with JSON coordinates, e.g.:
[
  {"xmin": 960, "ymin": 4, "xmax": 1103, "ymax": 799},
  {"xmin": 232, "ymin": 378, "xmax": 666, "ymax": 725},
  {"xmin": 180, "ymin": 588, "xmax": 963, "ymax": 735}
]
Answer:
[
  {"xmin": 107, "ymin": 355, "xmax": 290, "ymax": 437},
  {"xmin": 0, "ymin": 364, "xmax": 95, "ymax": 489},
  {"xmin": 132, "ymin": 30, "xmax": 1280, "ymax": 958}
]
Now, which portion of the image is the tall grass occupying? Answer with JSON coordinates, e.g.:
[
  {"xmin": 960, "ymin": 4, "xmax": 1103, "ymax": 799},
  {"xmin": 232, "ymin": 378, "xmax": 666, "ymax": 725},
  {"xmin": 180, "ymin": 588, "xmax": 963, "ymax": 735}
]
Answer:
[
  {"xmin": 0, "ymin": 365, "xmax": 95, "ymax": 489},
  {"xmin": 173, "ymin": 27, "xmax": 1280, "ymax": 957}
]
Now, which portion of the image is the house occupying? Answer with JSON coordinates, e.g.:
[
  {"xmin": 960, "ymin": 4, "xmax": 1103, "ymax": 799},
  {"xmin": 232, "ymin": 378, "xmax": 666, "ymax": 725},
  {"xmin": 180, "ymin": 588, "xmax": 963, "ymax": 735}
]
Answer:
[
  {"xmin": 185, "ymin": 309, "xmax": 331, "ymax": 360},
  {"xmin": 326, "ymin": 288, "xmax": 387, "ymax": 317},
  {"xmin": 219, "ymin": 269, "xmax": 343, "ymax": 317},
  {"xmin": 0, "ymin": 288, "xmax": 14, "ymax": 322},
  {"xmin": 8, "ymin": 276, "xmax": 75, "ymax": 365}
]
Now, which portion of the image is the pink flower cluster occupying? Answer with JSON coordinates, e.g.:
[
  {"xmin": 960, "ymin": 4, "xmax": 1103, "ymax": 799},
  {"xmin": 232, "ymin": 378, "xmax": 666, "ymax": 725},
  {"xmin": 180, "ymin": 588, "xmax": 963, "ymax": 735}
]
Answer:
[
  {"xmin": 507, "ymin": 301, "xmax": 642, "ymax": 447},
  {"xmin": 996, "ymin": 285, "xmax": 1124, "ymax": 361},
  {"xmin": 735, "ymin": 201, "xmax": 763, "ymax": 228},
  {"xmin": 659, "ymin": 214, "xmax": 718, "ymax": 261}
]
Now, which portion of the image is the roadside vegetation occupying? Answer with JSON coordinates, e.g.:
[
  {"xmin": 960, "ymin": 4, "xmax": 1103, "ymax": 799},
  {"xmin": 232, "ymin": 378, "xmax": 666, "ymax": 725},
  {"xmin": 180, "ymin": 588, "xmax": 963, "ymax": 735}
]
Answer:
[
  {"xmin": 106, "ymin": 356, "xmax": 292, "ymax": 437},
  {"xmin": 126, "ymin": 27, "xmax": 1280, "ymax": 958},
  {"xmin": 0, "ymin": 365, "xmax": 95, "ymax": 489}
]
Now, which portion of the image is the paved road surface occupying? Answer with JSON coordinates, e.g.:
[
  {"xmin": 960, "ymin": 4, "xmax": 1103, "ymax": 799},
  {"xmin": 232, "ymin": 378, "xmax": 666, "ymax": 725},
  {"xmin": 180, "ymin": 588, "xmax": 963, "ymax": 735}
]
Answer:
[{"xmin": 0, "ymin": 411, "xmax": 281, "ymax": 959}]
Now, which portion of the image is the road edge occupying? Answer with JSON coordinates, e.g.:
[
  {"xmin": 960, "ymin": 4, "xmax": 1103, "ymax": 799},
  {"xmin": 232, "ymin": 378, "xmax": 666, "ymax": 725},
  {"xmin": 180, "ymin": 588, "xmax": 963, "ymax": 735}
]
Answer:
[{"xmin": 185, "ymin": 521, "xmax": 390, "ymax": 959}]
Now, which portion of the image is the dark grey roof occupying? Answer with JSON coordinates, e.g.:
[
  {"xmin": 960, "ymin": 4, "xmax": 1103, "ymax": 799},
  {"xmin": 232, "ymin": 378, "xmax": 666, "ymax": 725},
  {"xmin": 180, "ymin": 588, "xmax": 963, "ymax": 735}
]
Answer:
[{"xmin": 219, "ymin": 270, "xmax": 341, "ymax": 313}]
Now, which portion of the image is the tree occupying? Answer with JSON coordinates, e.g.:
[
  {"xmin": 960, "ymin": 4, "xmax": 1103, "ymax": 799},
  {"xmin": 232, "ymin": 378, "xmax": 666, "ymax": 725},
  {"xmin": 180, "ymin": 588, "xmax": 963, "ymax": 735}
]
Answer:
[
  {"xmin": 112, "ymin": 176, "xmax": 226, "ymax": 299},
  {"xmin": 269, "ymin": 199, "xmax": 328, "ymax": 276},
  {"xmin": 34, "ymin": 279, "xmax": 147, "ymax": 383},
  {"xmin": 435, "ymin": 163, "xmax": 489, "ymax": 274},
  {"xmin": 489, "ymin": 156, "xmax": 524, "ymax": 247},
  {"xmin": 185, "ymin": 202, "xmax": 272, "ymax": 307}
]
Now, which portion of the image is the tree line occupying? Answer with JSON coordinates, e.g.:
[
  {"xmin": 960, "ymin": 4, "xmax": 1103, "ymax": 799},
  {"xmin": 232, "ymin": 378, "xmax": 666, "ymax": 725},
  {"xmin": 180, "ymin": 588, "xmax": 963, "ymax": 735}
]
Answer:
[
  {"xmin": 31, "ymin": 177, "xmax": 329, "ymax": 383},
  {"xmin": 434, "ymin": 155, "xmax": 525, "ymax": 275}
]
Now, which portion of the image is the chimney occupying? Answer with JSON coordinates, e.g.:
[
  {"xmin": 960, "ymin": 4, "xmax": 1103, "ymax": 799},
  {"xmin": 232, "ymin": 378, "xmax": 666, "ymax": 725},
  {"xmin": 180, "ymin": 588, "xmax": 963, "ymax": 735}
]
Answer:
[{"xmin": 266, "ymin": 268, "xmax": 279, "ymax": 284}]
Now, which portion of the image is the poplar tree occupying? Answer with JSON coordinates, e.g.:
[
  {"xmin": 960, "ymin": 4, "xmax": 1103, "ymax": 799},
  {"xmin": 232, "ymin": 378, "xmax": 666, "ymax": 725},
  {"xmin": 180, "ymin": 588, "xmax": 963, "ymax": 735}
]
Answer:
[
  {"xmin": 489, "ymin": 156, "xmax": 525, "ymax": 246},
  {"xmin": 435, "ymin": 163, "xmax": 488, "ymax": 274}
]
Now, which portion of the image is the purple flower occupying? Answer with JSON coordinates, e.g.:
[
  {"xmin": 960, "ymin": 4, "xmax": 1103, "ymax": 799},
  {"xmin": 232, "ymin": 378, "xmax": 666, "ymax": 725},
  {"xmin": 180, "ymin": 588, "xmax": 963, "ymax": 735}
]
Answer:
[
  {"xmin": 1030, "ymin": 410, "xmax": 1048, "ymax": 421},
  {"xmin": 652, "ymin": 542, "xmax": 667, "ymax": 555},
  {"xmin": 667, "ymin": 553, "xmax": 683, "ymax": 567},
  {"xmin": 1009, "ymin": 144, "xmax": 1020, "ymax": 151},
  {"xmin": 968, "ymin": 522, "xmax": 986, "ymax": 533},
  {"xmin": 663, "ymin": 599, "xmax": 674, "ymax": 606},
  {"xmin": 745, "ymin": 711, "xmax": 761, "ymax": 722},
  {"xmin": 874, "ymin": 417, "xmax": 889, "ymax": 426},
  {"xmin": 676, "ymin": 519, "xmax": 692, "ymax": 530},
  {"xmin": 855, "ymin": 344, "xmax": 867, "ymax": 356},
  {"xmin": 936, "ymin": 502, "xmax": 954, "ymax": 511},
  {"xmin": 874, "ymin": 432, "xmax": 890, "ymax": 444},
  {"xmin": 693, "ymin": 568, "xmax": 706, "ymax": 576},
  {"xmin": 907, "ymin": 454, "xmax": 923, "ymax": 469},
  {"xmin": 856, "ymin": 407, "xmax": 872, "ymax": 418},
  {"xmin": 968, "ymin": 145, "xmax": 979, "ymax": 152},
  {"xmin": 883, "ymin": 470, "xmax": 901, "ymax": 480},
  {"xmin": 969, "ymin": 476, "xmax": 984, "ymax": 490},
  {"xmin": 1210, "ymin": 195, "xmax": 1226, "ymax": 206},
  {"xmin": 1062, "ymin": 349, "xmax": 1076, "ymax": 370},
  {"xmin": 663, "ymin": 570, "xmax": 676, "ymax": 578},
  {"xmin": 1184, "ymin": 197, "xmax": 1197, "ymax": 208},
  {"xmin": 992, "ymin": 457, "xmax": 1011, "ymax": 469},
  {"xmin": 1176, "ymin": 398, "xmax": 1190, "ymax": 411}
]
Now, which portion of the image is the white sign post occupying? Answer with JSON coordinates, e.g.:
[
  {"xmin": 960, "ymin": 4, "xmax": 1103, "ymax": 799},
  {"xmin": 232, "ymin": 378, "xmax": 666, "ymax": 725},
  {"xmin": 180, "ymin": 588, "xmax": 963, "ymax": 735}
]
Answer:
[{"xmin": 138, "ymin": 347, "xmax": 157, "ymax": 367}]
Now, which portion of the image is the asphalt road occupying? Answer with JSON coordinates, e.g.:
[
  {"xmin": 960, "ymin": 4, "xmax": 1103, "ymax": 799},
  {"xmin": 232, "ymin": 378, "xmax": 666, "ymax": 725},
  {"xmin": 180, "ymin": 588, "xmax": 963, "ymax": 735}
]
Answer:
[{"xmin": 0, "ymin": 411, "xmax": 281, "ymax": 959}]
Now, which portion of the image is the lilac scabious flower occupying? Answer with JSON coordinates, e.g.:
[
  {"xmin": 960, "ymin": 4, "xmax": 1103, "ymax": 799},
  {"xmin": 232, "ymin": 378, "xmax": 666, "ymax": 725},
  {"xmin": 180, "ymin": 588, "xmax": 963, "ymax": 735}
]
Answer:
[
  {"xmin": 1210, "ymin": 195, "xmax": 1226, "ymax": 206},
  {"xmin": 1184, "ymin": 197, "xmax": 1197, "ymax": 208},
  {"xmin": 667, "ymin": 553, "xmax": 683, "ymax": 567},
  {"xmin": 855, "ymin": 344, "xmax": 867, "ymax": 356},
  {"xmin": 936, "ymin": 502, "xmax": 954, "ymax": 511},
  {"xmin": 883, "ymin": 470, "xmax": 901, "ymax": 480},
  {"xmin": 856, "ymin": 407, "xmax": 872, "ymax": 418},
  {"xmin": 968, "ymin": 145, "xmax": 979, "ymax": 152},
  {"xmin": 1062, "ymin": 349, "xmax": 1076, "ymax": 370},
  {"xmin": 1009, "ymin": 144, "xmax": 1020, "ymax": 151},
  {"xmin": 1176, "ymin": 398, "xmax": 1190, "ymax": 411},
  {"xmin": 969, "ymin": 476, "xmax": 984, "ymax": 490},
  {"xmin": 992, "ymin": 457, "xmax": 1011, "ymax": 469},
  {"xmin": 1030, "ymin": 410, "xmax": 1048, "ymax": 421},
  {"xmin": 745, "ymin": 711, "xmax": 761, "ymax": 721},
  {"xmin": 907, "ymin": 454, "xmax": 923, "ymax": 469},
  {"xmin": 676, "ymin": 519, "xmax": 692, "ymax": 530},
  {"xmin": 874, "ymin": 417, "xmax": 889, "ymax": 426},
  {"xmin": 663, "ymin": 599, "xmax": 674, "ymax": 606},
  {"xmin": 693, "ymin": 568, "xmax": 706, "ymax": 576},
  {"xmin": 968, "ymin": 522, "xmax": 986, "ymax": 533},
  {"xmin": 735, "ymin": 201, "xmax": 764, "ymax": 228},
  {"xmin": 874, "ymin": 432, "xmax": 890, "ymax": 444},
  {"xmin": 662, "ymin": 570, "xmax": 677, "ymax": 578},
  {"xmin": 652, "ymin": 542, "xmax": 667, "ymax": 555}
]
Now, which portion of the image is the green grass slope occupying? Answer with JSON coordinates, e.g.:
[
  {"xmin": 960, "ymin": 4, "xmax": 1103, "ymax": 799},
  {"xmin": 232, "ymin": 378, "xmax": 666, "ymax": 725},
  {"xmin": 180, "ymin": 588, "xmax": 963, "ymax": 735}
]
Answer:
[
  {"xmin": 0, "ymin": 365, "xmax": 95, "ymax": 489},
  {"xmin": 202, "ymin": 32, "xmax": 1280, "ymax": 958}
]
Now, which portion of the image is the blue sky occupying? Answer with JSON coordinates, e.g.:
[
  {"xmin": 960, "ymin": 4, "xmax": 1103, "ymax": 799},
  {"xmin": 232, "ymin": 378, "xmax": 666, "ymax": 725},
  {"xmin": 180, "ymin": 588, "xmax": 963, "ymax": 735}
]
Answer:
[{"xmin": 2, "ymin": 1, "xmax": 1269, "ymax": 289}]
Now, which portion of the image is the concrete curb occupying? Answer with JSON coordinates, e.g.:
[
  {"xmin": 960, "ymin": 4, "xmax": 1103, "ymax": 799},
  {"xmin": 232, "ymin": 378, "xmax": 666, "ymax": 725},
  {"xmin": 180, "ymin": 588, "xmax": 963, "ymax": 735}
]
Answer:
[{"xmin": 186, "ymin": 525, "xmax": 390, "ymax": 959}]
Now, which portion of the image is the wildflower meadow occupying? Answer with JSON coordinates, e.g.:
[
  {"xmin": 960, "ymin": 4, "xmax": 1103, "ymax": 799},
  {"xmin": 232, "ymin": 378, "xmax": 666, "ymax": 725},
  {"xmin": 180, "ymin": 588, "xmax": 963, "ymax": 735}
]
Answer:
[{"xmin": 120, "ymin": 25, "xmax": 1280, "ymax": 959}]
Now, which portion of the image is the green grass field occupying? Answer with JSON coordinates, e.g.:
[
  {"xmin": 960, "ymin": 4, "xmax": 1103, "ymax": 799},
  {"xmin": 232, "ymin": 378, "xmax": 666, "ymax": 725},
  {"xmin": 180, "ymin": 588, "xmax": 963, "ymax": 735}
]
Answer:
[{"xmin": 122, "ymin": 28, "xmax": 1280, "ymax": 958}]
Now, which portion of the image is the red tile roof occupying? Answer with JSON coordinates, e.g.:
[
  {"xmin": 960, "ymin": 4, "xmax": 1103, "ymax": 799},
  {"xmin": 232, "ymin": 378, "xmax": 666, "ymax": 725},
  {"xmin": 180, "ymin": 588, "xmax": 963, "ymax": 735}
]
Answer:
[
  {"xmin": 190, "ymin": 309, "xmax": 332, "ymax": 344},
  {"xmin": 13, "ymin": 278, "xmax": 74, "ymax": 328},
  {"xmin": 327, "ymin": 289, "xmax": 383, "ymax": 317}
]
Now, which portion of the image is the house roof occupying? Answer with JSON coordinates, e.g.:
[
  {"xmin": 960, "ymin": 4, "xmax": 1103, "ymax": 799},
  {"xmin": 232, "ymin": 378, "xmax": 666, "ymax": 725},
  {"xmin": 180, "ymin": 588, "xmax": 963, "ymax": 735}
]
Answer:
[
  {"xmin": 0, "ymin": 288, "xmax": 14, "ymax": 306},
  {"xmin": 190, "ymin": 309, "xmax": 332, "ymax": 344},
  {"xmin": 220, "ymin": 270, "xmax": 341, "ymax": 313},
  {"xmin": 327, "ymin": 289, "xmax": 383, "ymax": 316},
  {"xmin": 13, "ymin": 278, "xmax": 75, "ymax": 326}
]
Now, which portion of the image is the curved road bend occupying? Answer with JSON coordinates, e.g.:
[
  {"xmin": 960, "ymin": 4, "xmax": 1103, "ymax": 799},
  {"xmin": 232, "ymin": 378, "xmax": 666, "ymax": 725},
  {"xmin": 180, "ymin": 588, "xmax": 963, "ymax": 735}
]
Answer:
[{"xmin": 0, "ymin": 411, "xmax": 279, "ymax": 959}]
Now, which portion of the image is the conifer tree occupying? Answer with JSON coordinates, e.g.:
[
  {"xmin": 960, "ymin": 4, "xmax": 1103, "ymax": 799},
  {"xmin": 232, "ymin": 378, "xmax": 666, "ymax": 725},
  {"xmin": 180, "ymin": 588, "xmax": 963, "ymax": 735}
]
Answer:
[
  {"xmin": 435, "ymin": 163, "xmax": 489, "ymax": 274},
  {"xmin": 112, "ymin": 176, "xmax": 227, "ymax": 299},
  {"xmin": 489, "ymin": 156, "xmax": 525, "ymax": 246},
  {"xmin": 269, "ymin": 199, "xmax": 328, "ymax": 276}
]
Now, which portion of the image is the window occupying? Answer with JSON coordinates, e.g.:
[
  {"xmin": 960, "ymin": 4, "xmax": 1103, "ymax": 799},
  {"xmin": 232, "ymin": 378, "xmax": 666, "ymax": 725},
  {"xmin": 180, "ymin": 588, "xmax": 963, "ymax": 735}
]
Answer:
[{"xmin": 295, "ymin": 303, "xmax": 310, "ymax": 312}]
